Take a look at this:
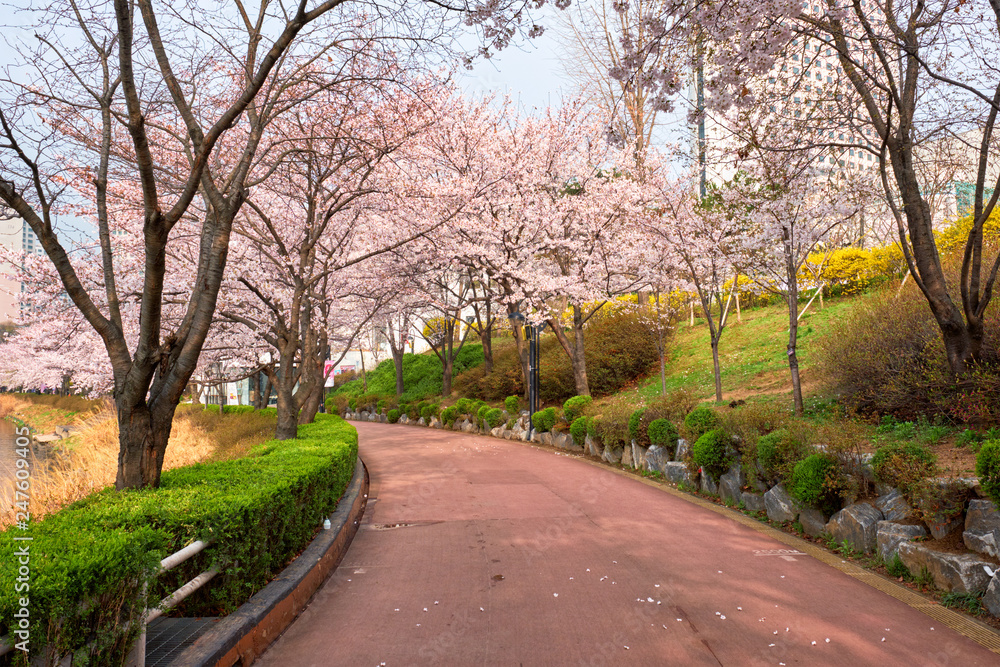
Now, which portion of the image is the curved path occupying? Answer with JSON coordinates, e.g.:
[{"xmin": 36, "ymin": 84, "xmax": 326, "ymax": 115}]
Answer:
[{"xmin": 257, "ymin": 422, "xmax": 999, "ymax": 666}]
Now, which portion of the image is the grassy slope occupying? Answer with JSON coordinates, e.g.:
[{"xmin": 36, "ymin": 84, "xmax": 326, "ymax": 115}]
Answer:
[{"xmin": 630, "ymin": 294, "xmax": 869, "ymax": 405}]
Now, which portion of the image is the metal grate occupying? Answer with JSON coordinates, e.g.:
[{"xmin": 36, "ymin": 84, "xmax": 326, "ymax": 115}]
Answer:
[{"xmin": 145, "ymin": 617, "xmax": 219, "ymax": 666}]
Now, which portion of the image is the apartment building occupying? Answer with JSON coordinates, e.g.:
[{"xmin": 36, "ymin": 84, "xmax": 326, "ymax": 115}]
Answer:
[{"xmin": 0, "ymin": 210, "xmax": 43, "ymax": 324}]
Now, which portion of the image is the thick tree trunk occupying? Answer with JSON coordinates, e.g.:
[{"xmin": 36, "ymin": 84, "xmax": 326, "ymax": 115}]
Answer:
[
  {"xmin": 299, "ymin": 383, "xmax": 322, "ymax": 425},
  {"xmin": 275, "ymin": 383, "xmax": 298, "ymax": 440},
  {"xmin": 442, "ymin": 357, "xmax": 454, "ymax": 397},
  {"xmin": 787, "ymin": 296, "xmax": 804, "ymax": 416},
  {"xmin": 115, "ymin": 400, "xmax": 176, "ymax": 490}
]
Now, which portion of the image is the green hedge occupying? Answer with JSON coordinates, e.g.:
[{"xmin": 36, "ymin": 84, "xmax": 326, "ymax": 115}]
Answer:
[
  {"xmin": 0, "ymin": 415, "xmax": 358, "ymax": 662},
  {"xmin": 532, "ymin": 407, "xmax": 558, "ymax": 433}
]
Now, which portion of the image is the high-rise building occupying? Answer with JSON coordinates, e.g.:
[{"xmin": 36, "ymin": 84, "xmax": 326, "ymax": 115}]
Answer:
[{"xmin": 0, "ymin": 209, "xmax": 44, "ymax": 324}]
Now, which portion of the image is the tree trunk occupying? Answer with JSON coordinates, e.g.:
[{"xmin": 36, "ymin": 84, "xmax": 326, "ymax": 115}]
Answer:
[
  {"xmin": 115, "ymin": 400, "xmax": 177, "ymax": 489},
  {"xmin": 509, "ymin": 311, "xmax": 530, "ymax": 399},
  {"xmin": 393, "ymin": 348, "xmax": 405, "ymax": 397},
  {"xmin": 547, "ymin": 305, "xmax": 591, "ymax": 397},
  {"xmin": 275, "ymin": 382, "xmax": 298, "ymax": 440},
  {"xmin": 299, "ymin": 383, "xmax": 322, "ymax": 425},
  {"xmin": 787, "ymin": 294, "xmax": 804, "ymax": 416},
  {"xmin": 442, "ymin": 357, "xmax": 454, "ymax": 397},
  {"xmin": 710, "ymin": 336, "xmax": 723, "ymax": 404},
  {"xmin": 481, "ymin": 328, "xmax": 494, "ymax": 375}
]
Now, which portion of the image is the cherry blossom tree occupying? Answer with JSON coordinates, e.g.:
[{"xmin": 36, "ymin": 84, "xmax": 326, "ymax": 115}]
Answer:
[
  {"xmin": 0, "ymin": 0, "xmax": 555, "ymax": 488},
  {"xmin": 616, "ymin": 0, "xmax": 1000, "ymax": 376}
]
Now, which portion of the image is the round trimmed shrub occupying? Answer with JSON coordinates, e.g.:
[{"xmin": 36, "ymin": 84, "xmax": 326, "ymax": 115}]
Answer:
[
  {"xmin": 405, "ymin": 403, "xmax": 420, "ymax": 420},
  {"xmin": 420, "ymin": 404, "xmax": 439, "ymax": 421},
  {"xmin": 684, "ymin": 407, "xmax": 720, "ymax": 442},
  {"xmin": 348, "ymin": 397, "xmax": 358, "ymax": 411},
  {"xmin": 586, "ymin": 415, "xmax": 600, "ymax": 439},
  {"xmin": 376, "ymin": 399, "xmax": 387, "ymax": 413},
  {"xmin": 505, "ymin": 395, "xmax": 521, "ymax": 414},
  {"xmin": 570, "ymin": 416, "xmax": 589, "ymax": 446},
  {"xmin": 477, "ymin": 404, "xmax": 491, "ymax": 423},
  {"xmin": 441, "ymin": 405, "xmax": 459, "ymax": 426},
  {"xmin": 789, "ymin": 454, "xmax": 841, "ymax": 514},
  {"xmin": 870, "ymin": 441, "xmax": 936, "ymax": 498},
  {"xmin": 648, "ymin": 419, "xmax": 679, "ymax": 458},
  {"xmin": 532, "ymin": 407, "xmax": 558, "ymax": 433},
  {"xmin": 563, "ymin": 395, "xmax": 593, "ymax": 422},
  {"xmin": 756, "ymin": 429, "xmax": 811, "ymax": 484},
  {"xmin": 628, "ymin": 407, "xmax": 648, "ymax": 447},
  {"xmin": 485, "ymin": 407, "xmax": 504, "ymax": 429},
  {"xmin": 692, "ymin": 429, "xmax": 729, "ymax": 480},
  {"xmin": 976, "ymin": 440, "xmax": 1000, "ymax": 505},
  {"xmin": 387, "ymin": 409, "xmax": 401, "ymax": 424},
  {"xmin": 455, "ymin": 398, "xmax": 474, "ymax": 414}
]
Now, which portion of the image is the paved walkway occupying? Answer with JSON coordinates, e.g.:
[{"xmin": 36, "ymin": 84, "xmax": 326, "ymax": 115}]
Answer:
[{"xmin": 257, "ymin": 422, "xmax": 999, "ymax": 666}]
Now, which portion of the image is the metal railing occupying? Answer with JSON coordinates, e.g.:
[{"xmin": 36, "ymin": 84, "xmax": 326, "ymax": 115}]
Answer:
[
  {"xmin": 128, "ymin": 539, "xmax": 219, "ymax": 667},
  {"xmin": 1, "ymin": 540, "xmax": 218, "ymax": 664}
]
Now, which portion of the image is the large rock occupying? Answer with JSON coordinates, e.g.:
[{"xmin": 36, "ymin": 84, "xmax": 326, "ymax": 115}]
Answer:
[
  {"xmin": 701, "ymin": 473, "xmax": 719, "ymax": 496},
  {"xmin": 964, "ymin": 499, "xmax": 1000, "ymax": 558},
  {"xmin": 897, "ymin": 542, "xmax": 993, "ymax": 593},
  {"xmin": 664, "ymin": 462, "xmax": 697, "ymax": 486},
  {"xmin": 719, "ymin": 466, "xmax": 746, "ymax": 505},
  {"xmin": 675, "ymin": 438, "xmax": 690, "ymax": 462},
  {"xmin": 741, "ymin": 491, "xmax": 766, "ymax": 513},
  {"xmin": 915, "ymin": 479, "xmax": 972, "ymax": 539},
  {"xmin": 602, "ymin": 445, "xmax": 623, "ymax": 465},
  {"xmin": 799, "ymin": 508, "xmax": 828, "ymax": 538},
  {"xmin": 490, "ymin": 426, "xmax": 503, "ymax": 438},
  {"xmin": 632, "ymin": 443, "xmax": 648, "ymax": 471},
  {"xmin": 984, "ymin": 574, "xmax": 1000, "ymax": 618},
  {"xmin": 621, "ymin": 443, "xmax": 635, "ymax": 468},
  {"xmin": 585, "ymin": 435, "xmax": 603, "ymax": 458},
  {"xmin": 874, "ymin": 488, "xmax": 914, "ymax": 523},
  {"xmin": 359, "ymin": 410, "xmax": 369, "ymax": 421},
  {"xmin": 764, "ymin": 485, "xmax": 801, "ymax": 523},
  {"xmin": 645, "ymin": 445, "xmax": 671, "ymax": 474},
  {"xmin": 430, "ymin": 418, "xmax": 442, "ymax": 428},
  {"xmin": 826, "ymin": 503, "xmax": 883, "ymax": 554},
  {"xmin": 876, "ymin": 521, "xmax": 928, "ymax": 563}
]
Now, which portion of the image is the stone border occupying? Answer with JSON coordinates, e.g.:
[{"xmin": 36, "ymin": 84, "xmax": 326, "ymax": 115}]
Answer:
[{"xmin": 166, "ymin": 456, "xmax": 369, "ymax": 666}]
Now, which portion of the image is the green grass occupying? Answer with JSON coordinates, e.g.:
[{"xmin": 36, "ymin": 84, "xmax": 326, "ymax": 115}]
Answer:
[
  {"xmin": 632, "ymin": 295, "xmax": 867, "ymax": 404},
  {"xmin": 332, "ymin": 345, "xmax": 484, "ymax": 402}
]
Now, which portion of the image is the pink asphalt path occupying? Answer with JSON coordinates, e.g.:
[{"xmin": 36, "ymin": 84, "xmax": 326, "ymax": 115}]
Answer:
[{"xmin": 256, "ymin": 422, "xmax": 999, "ymax": 666}]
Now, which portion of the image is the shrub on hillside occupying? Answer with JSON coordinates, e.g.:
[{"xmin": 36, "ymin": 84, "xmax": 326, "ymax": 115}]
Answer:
[
  {"xmin": 405, "ymin": 403, "xmax": 420, "ymax": 420},
  {"xmin": 505, "ymin": 395, "xmax": 521, "ymax": 414},
  {"xmin": 532, "ymin": 407, "xmax": 558, "ymax": 433},
  {"xmin": 815, "ymin": 282, "xmax": 1000, "ymax": 425},
  {"xmin": 387, "ymin": 409, "xmax": 401, "ymax": 424},
  {"xmin": 789, "ymin": 454, "xmax": 844, "ymax": 515},
  {"xmin": 871, "ymin": 441, "xmax": 937, "ymax": 499},
  {"xmin": 756, "ymin": 428, "xmax": 811, "ymax": 485},
  {"xmin": 648, "ymin": 419, "xmax": 679, "ymax": 458},
  {"xmin": 692, "ymin": 429, "xmax": 730, "ymax": 481},
  {"xmin": 455, "ymin": 397, "xmax": 474, "ymax": 415},
  {"xmin": 563, "ymin": 395, "xmax": 593, "ymax": 422},
  {"xmin": 976, "ymin": 440, "xmax": 1000, "ymax": 505},
  {"xmin": 643, "ymin": 388, "xmax": 698, "ymax": 423},
  {"xmin": 630, "ymin": 407, "xmax": 657, "ymax": 448},
  {"xmin": 420, "ymin": 404, "xmax": 439, "ymax": 421},
  {"xmin": 593, "ymin": 399, "xmax": 633, "ymax": 448},
  {"xmin": 683, "ymin": 407, "xmax": 721, "ymax": 442},
  {"xmin": 453, "ymin": 309, "xmax": 661, "ymax": 403},
  {"xmin": 570, "ymin": 416, "xmax": 589, "ymax": 446},
  {"xmin": 477, "ymin": 404, "xmax": 491, "ymax": 424},
  {"xmin": 485, "ymin": 408, "xmax": 504, "ymax": 429}
]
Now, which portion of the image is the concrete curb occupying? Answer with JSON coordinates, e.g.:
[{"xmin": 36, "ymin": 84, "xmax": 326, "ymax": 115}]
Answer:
[{"xmin": 167, "ymin": 456, "xmax": 369, "ymax": 666}]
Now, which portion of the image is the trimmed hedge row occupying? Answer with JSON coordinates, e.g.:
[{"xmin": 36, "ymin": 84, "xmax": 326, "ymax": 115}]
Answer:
[{"xmin": 0, "ymin": 415, "xmax": 357, "ymax": 663}]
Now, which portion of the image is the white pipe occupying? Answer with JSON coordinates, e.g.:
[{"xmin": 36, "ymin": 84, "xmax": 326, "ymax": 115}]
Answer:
[
  {"xmin": 159, "ymin": 540, "xmax": 210, "ymax": 573},
  {"xmin": 145, "ymin": 567, "xmax": 220, "ymax": 624}
]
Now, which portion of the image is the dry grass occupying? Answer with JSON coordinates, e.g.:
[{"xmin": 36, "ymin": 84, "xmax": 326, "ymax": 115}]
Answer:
[{"xmin": 1, "ymin": 397, "xmax": 276, "ymax": 528}]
